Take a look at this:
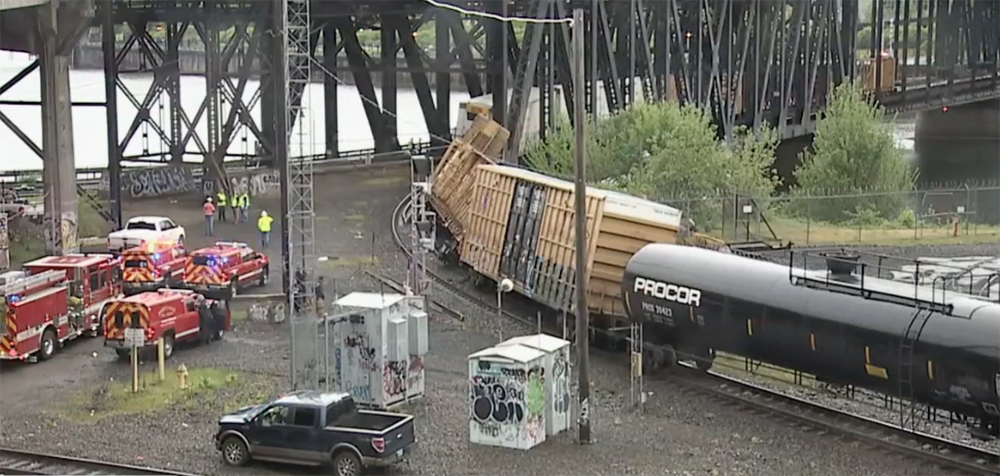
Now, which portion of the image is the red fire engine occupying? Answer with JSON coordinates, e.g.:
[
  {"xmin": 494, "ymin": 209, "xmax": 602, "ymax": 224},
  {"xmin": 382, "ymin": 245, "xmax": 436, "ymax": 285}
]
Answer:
[
  {"xmin": 103, "ymin": 289, "xmax": 230, "ymax": 359},
  {"xmin": 182, "ymin": 241, "xmax": 269, "ymax": 300},
  {"xmin": 121, "ymin": 241, "xmax": 187, "ymax": 295},
  {"xmin": 24, "ymin": 254, "xmax": 123, "ymax": 334},
  {"xmin": 0, "ymin": 270, "xmax": 87, "ymax": 361}
]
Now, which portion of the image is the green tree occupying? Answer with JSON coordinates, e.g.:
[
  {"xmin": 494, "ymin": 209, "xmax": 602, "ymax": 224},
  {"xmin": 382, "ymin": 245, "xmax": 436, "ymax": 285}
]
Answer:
[
  {"xmin": 789, "ymin": 81, "xmax": 916, "ymax": 223},
  {"xmin": 524, "ymin": 101, "xmax": 781, "ymax": 228}
]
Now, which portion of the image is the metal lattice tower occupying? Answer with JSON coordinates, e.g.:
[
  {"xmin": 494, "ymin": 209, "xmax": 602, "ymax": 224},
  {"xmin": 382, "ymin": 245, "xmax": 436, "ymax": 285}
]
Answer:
[
  {"xmin": 629, "ymin": 322, "xmax": 644, "ymax": 410},
  {"xmin": 408, "ymin": 156, "xmax": 435, "ymax": 297},
  {"xmin": 283, "ymin": 0, "xmax": 318, "ymax": 390}
]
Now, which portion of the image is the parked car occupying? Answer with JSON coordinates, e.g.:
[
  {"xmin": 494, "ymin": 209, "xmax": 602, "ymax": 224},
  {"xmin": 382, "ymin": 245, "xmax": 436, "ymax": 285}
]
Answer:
[
  {"xmin": 215, "ymin": 390, "xmax": 416, "ymax": 476},
  {"xmin": 107, "ymin": 216, "xmax": 185, "ymax": 253}
]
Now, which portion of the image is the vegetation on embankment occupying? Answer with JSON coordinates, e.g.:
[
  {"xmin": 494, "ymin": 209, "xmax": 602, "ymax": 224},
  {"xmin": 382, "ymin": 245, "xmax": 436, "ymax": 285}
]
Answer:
[{"xmin": 524, "ymin": 82, "xmax": 995, "ymax": 246}]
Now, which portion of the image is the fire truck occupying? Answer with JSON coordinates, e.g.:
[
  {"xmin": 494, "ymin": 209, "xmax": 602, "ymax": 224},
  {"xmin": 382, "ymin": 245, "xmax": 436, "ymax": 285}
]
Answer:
[
  {"xmin": 0, "ymin": 270, "xmax": 86, "ymax": 361},
  {"xmin": 182, "ymin": 241, "xmax": 269, "ymax": 300},
  {"xmin": 103, "ymin": 289, "xmax": 230, "ymax": 359},
  {"xmin": 24, "ymin": 254, "xmax": 123, "ymax": 334},
  {"xmin": 121, "ymin": 241, "xmax": 187, "ymax": 295}
]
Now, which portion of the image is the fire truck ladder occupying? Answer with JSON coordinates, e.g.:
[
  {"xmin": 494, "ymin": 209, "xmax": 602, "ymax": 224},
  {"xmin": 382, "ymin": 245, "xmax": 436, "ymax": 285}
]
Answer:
[
  {"xmin": 0, "ymin": 270, "xmax": 65, "ymax": 298},
  {"xmin": 897, "ymin": 306, "xmax": 933, "ymax": 431}
]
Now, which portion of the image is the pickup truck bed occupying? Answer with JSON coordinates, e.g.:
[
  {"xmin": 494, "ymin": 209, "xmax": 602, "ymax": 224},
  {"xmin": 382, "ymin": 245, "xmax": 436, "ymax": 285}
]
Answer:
[{"xmin": 332, "ymin": 411, "xmax": 409, "ymax": 432}]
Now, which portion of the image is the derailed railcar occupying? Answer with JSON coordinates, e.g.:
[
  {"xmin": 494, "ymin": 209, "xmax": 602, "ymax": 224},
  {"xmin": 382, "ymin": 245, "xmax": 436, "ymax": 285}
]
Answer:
[
  {"xmin": 460, "ymin": 164, "xmax": 684, "ymax": 334},
  {"xmin": 429, "ymin": 115, "xmax": 509, "ymax": 253},
  {"xmin": 622, "ymin": 243, "xmax": 1000, "ymax": 436}
]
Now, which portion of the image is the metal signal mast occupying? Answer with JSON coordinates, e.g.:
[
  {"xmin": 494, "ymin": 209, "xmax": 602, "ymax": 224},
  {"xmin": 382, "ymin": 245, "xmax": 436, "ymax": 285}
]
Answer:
[
  {"xmin": 408, "ymin": 156, "xmax": 435, "ymax": 297},
  {"xmin": 276, "ymin": 0, "xmax": 318, "ymax": 390}
]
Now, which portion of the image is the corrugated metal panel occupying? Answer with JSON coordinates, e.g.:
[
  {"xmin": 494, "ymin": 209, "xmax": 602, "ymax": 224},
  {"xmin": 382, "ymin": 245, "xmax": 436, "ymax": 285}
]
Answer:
[
  {"xmin": 519, "ymin": 186, "xmax": 547, "ymax": 291},
  {"xmin": 429, "ymin": 115, "xmax": 510, "ymax": 242},
  {"xmin": 461, "ymin": 166, "xmax": 518, "ymax": 278},
  {"xmin": 0, "ymin": 0, "xmax": 49, "ymax": 11}
]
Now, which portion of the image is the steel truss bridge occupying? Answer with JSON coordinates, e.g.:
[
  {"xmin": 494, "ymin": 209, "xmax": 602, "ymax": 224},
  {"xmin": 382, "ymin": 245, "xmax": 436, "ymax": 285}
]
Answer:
[{"xmin": 1, "ymin": 0, "xmax": 998, "ymax": 171}]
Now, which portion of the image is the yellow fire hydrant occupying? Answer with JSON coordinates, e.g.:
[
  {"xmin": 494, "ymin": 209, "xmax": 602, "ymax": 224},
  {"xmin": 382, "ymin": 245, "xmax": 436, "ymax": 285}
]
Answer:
[{"xmin": 177, "ymin": 364, "xmax": 189, "ymax": 390}]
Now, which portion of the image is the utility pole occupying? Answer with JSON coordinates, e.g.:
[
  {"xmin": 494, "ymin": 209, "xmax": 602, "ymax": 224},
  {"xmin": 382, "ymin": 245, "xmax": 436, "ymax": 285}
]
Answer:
[{"xmin": 572, "ymin": 8, "xmax": 592, "ymax": 445}]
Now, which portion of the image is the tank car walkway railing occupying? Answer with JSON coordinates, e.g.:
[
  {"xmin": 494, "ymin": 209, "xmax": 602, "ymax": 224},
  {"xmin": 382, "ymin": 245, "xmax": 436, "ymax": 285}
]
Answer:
[{"xmin": 787, "ymin": 249, "xmax": 956, "ymax": 316}]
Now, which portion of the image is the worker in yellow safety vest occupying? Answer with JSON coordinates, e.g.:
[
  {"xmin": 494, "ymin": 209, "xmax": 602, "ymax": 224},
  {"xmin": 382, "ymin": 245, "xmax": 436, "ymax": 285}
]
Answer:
[
  {"xmin": 216, "ymin": 190, "xmax": 228, "ymax": 222},
  {"xmin": 230, "ymin": 193, "xmax": 240, "ymax": 223},
  {"xmin": 238, "ymin": 192, "xmax": 250, "ymax": 223},
  {"xmin": 258, "ymin": 210, "xmax": 274, "ymax": 249}
]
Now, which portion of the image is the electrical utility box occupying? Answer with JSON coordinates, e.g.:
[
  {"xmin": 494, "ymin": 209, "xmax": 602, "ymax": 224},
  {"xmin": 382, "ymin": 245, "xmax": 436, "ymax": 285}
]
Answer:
[
  {"xmin": 322, "ymin": 292, "xmax": 429, "ymax": 409},
  {"xmin": 468, "ymin": 344, "xmax": 547, "ymax": 450},
  {"xmin": 497, "ymin": 333, "xmax": 571, "ymax": 437}
]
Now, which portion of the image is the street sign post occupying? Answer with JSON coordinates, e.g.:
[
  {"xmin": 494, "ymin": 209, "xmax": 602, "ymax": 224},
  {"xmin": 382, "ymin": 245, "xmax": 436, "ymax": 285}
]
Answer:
[{"xmin": 123, "ymin": 328, "xmax": 143, "ymax": 392}]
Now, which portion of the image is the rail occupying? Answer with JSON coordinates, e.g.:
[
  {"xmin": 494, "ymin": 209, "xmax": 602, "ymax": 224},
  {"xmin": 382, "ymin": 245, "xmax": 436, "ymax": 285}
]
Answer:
[
  {"xmin": 0, "ymin": 448, "xmax": 204, "ymax": 475},
  {"xmin": 670, "ymin": 369, "xmax": 999, "ymax": 476},
  {"xmin": 394, "ymin": 193, "xmax": 1000, "ymax": 475}
]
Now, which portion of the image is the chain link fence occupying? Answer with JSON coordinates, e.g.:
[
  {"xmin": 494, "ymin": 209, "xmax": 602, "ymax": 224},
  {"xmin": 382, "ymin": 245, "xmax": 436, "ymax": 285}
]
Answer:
[{"xmin": 665, "ymin": 184, "xmax": 1000, "ymax": 246}]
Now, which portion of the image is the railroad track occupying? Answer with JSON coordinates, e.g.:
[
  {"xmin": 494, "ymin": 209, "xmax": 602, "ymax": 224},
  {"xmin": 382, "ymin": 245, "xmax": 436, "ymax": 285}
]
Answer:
[
  {"xmin": 0, "ymin": 448, "xmax": 202, "ymax": 475},
  {"xmin": 391, "ymin": 194, "xmax": 1000, "ymax": 476}
]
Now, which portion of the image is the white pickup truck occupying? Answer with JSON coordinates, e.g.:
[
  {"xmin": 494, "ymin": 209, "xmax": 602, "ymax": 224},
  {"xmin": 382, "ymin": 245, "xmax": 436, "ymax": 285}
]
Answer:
[{"xmin": 108, "ymin": 216, "xmax": 186, "ymax": 253}]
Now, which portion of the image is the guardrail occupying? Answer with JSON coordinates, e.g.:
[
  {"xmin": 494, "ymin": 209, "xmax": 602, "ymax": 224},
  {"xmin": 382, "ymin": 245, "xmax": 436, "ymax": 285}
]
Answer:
[{"xmin": 1, "ymin": 140, "xmax": 445, "ymax": 197}]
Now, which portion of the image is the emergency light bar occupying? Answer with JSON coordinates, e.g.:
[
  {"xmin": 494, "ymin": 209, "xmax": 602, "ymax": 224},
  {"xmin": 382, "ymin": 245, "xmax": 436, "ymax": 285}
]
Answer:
[
  {"xmin": 0, "ymin": 269, "xmax": 67, "ymax": 298},
  {"xmin": 214, "ymin": 241, "xmax": 248, "ymax": 248}
]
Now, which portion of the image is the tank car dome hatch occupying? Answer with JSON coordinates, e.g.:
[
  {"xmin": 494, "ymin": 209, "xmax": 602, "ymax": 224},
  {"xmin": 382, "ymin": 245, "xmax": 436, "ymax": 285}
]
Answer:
[{"xmin": 821, "ymin": 252, "xmax": 861, "ymax": 280}]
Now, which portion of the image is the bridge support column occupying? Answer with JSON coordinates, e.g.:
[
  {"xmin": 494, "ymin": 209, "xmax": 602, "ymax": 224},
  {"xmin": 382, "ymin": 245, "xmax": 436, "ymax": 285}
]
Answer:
[{"xmin": 39, "ymin": 1, "xmax": 79, "ymax": 255}]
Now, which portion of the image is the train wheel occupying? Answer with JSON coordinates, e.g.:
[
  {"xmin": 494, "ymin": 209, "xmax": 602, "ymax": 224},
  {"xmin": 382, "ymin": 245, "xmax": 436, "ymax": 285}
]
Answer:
[{"xmin": 692, "ymin": 347, "xmax": 716, "ymax": 372}]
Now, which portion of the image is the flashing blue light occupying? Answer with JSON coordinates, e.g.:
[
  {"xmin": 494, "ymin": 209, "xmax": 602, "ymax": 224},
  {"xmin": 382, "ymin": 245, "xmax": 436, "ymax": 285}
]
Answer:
[
  {"xmin": 8, "ymin": 294, "xmax": 20, "ymax": 303},
  {"xmin": 221, "ymin": 257, "xmax": 229, "ymax": 264},
  {"xmin": 152, "ymin": 253, "xmax": 161, "ymax": 260}
]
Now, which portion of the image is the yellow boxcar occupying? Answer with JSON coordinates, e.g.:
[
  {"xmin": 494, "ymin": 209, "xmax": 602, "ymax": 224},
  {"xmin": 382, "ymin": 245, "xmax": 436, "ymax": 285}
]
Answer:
[{"xmin": 460, "ymin": 164, "xmax": 683, "ymax": 327}]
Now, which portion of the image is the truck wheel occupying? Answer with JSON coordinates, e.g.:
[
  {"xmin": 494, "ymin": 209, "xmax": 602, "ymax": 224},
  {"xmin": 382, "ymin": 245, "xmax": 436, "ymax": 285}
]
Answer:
[
  {"xmin": 38, "ymin": 328, "xmax": 57, "ymax": 361},
  {"xmin": 162, "ymin": 333, "xmax": 175, "ymax": 359},
  {"xmin": 229, "ymin": 278, "xmax": 239, "ymax": 299},
  {"xmin": 177, "ymin": 235, "xmax": 185, "ymax": 248},
  {"xmin": 221, "ymin": 436, "xmax": 250, "ymax": 467},
  {"xmin": 332, "ymin": 450, "xmax": 361, "ymax": 476},
  {"xmin": 259, "ymin": 266, "xmax": 268, "ymax": 286}
]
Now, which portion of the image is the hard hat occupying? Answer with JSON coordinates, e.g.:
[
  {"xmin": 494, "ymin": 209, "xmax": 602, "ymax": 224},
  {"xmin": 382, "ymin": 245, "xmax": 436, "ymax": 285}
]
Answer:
[
  {"xmin": 261, "ymin": 211, "xmax": 268, "ymax": 217},
  {"xmin": 207, "ymin": 197, "xmax": 212, "ymax": 202}
]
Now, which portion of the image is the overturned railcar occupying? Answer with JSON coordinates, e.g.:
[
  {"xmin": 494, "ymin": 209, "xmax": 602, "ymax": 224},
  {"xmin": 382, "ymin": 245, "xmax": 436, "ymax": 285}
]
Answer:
[
  {"xmin": 460, "ymin": 164, "xmax": 684, "ymax": 333},
  {"xmin": 622, "ymin": 243, "xmax": 1000, "ymax": 436}
]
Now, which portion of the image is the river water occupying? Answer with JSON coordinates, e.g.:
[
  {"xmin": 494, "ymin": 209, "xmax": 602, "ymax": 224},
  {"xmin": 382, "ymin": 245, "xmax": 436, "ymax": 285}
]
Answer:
[
  {"xmin": 1, "ymin": 51, "xmax": 996, "ymax": 195},
  {"xmin": 0, "ymin": 52, "xmax": 471, "ymax": 171}
]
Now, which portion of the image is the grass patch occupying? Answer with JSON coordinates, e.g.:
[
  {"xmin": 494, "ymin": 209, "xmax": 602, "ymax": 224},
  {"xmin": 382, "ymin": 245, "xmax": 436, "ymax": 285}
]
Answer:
[
  {"xmin": 230, "ymin": 310, "xmax": 249, "ymax": 323},
  {"xmin": 56, "ymin": 367, "xmax": 241, "ymax": 422},
  {"xmin": 362, "ymin": 176, "xmax": 406, "ymax": 187},
  {"xmin": 721, "ymin": 216, "xmax": 1000, "ymax": 247},
  {"xmin": 8, "ymin": 201, "xmax": 110, "ymax": 266}
]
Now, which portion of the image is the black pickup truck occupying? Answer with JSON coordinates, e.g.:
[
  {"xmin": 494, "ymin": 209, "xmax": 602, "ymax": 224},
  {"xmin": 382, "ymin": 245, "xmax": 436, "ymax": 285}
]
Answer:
[{"xmin": 214, "ymin": 390, "xmax": 416, "ymax": 476}]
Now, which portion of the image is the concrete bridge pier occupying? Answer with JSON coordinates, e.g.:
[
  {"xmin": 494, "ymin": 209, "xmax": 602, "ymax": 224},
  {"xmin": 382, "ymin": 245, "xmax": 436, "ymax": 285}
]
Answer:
[{"xmin": 38, "ymin": 0, "xmax": 85, "ymax": 255}]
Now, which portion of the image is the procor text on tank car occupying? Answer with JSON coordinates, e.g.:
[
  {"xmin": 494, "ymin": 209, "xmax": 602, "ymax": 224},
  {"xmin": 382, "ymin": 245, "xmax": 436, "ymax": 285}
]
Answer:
[{"xmin": 622, "ymin": 243, "xmax": 1000, "ymax": 437}]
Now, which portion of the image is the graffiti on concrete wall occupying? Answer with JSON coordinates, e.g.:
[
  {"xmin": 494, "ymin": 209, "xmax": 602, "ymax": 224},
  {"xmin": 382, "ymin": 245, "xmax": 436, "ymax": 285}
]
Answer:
[
  {"xmin": 43, "ymin": 211, "xmax": 78, "ymax": 254},
  {"xmin": 0, "ymin": 214, "xmax": 8, "ymax": 270},
  {"xmin": 248, "ymin": 301, "xmax": 286, "ymax": 324},
  {"xmin": 470, "ymin": 364, "xmax": 545, "ymax": 446},
  {"xmin": 99, "ymin": 166, "xmax": 197, "ymax": 199},
  {"xmin": 229, "ymin": 169, "xmax": 280, "ymax": 197}
]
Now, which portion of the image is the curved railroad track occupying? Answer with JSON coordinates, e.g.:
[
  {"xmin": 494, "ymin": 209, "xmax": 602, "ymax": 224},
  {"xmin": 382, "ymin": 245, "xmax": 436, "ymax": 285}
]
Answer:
[
  {"xmin": 0, "ymin": 448, "xmax": 202, "ymax": 475},
  {"xmin": 392, "ymin": 194, "xmax": 1000, "ymax": 475}
]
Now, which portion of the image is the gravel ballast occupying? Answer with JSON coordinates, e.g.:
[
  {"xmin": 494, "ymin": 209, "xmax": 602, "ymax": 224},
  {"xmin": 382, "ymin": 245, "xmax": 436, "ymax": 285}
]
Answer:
[{"xmin": 0, "ymin": 166, "xmax": 989, "ymax": 476}]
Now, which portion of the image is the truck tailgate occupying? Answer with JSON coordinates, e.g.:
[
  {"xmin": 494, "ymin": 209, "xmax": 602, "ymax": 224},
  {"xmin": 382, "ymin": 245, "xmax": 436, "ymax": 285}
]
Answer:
[{"xmin": 379, "ymin": 416, "xmax": 415, "ymax": 456}]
